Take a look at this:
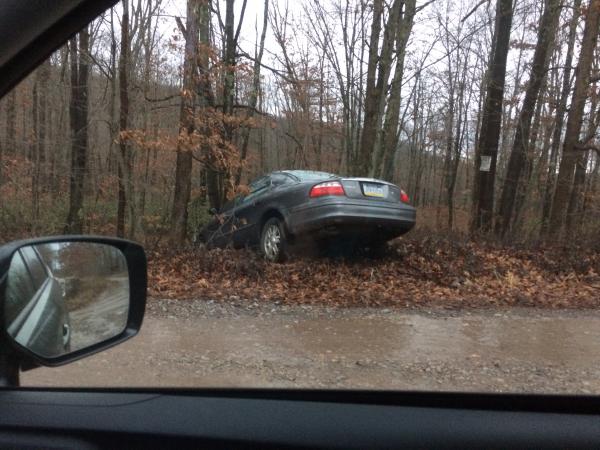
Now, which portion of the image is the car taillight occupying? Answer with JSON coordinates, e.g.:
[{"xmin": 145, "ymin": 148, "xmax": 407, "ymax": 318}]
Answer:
[
  {"xmin": 400, "ymin": 189, "xmax": 410, "ymax": 203},
  {"xmin": 309, "ymin": 181, "xmax": 345, "ymax": 198}
]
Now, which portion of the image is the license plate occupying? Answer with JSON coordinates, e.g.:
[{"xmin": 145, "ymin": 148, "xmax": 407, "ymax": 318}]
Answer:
[{"xmin": 363, "ymin": 183, "xmax": 385, "ymax": 198}]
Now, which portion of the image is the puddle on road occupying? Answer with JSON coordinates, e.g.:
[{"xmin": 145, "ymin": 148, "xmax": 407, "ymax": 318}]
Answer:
[
  {"xmin": 135, "ymin": 312, "xmax": 600, "ymax": 365},
  {"xmin": 24, "ymin": 309, "xmax": 600, "ymax": 391}
]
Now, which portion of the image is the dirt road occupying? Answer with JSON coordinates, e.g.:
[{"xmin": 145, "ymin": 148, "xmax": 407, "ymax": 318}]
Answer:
[{"xmin": 24, "ymin": 299, "xmax": 600, "ymax": 394}]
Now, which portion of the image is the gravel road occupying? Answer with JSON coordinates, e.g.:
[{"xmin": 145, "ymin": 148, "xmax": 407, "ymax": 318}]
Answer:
[{"xmin": 24, "ymin": 299, "xmax": 600, "ymax": 394}]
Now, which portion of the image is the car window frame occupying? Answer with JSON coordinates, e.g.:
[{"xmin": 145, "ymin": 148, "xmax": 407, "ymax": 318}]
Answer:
[{"xmin": 241, "ymin": 176, "xmax": 272, "ymax": 204}]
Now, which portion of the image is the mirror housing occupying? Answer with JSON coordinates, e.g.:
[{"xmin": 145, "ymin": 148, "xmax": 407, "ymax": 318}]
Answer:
[{"xmin": 0, "ymin": 236, "xmax": 146, "ymax": 369}]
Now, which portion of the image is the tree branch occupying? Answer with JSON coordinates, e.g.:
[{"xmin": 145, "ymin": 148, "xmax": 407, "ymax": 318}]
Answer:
[
  {"xmin": 576, "ymin": 143, "xmax": 600, "ymax": 155},
  {"xmin": 461, "ymin": 0, "xmax": 488, "ymax": 22},
  {"xmin": 175, "ymin": 16, "xmax": 186, "ymax": 36},
  {"xmin": 233, "ymin": 0, "xmax": 248, "ymax": 45},
  {"xmin": 236, "ymin": 48, "xmax": 295, "ymax": 83}
]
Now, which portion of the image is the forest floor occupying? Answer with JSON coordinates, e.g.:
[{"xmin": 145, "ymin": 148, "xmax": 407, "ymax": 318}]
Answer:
[{"xmin": 148, "ymin": 231, "xmax": 600, "ymax": 310}]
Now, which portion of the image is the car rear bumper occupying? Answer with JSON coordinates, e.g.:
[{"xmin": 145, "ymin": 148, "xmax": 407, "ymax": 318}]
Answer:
[{"xmin": 287, "ymin": 198, "xmax": 416, "ymax": 239}]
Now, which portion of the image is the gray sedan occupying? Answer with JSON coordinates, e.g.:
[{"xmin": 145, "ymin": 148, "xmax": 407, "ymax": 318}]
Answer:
[{"xmin": 197, "ymin": 170, "xmax": 416, "ymax": 262}]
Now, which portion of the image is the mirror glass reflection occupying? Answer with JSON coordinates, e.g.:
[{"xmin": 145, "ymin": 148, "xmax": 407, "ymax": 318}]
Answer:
[{"xmin": 4, "ymin": 242, "xmax": 130, "ymax": 358}]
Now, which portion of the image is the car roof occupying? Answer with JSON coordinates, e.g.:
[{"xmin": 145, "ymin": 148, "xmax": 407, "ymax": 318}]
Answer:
[{"xmin": 0, "ymin": 0, "xmax": 117, "ymax": 98}]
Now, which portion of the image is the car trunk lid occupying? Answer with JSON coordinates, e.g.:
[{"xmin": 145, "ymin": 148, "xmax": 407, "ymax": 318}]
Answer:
[{"xmin": 339, "ymin": 178, "xmax": 403, "ymax": 203}]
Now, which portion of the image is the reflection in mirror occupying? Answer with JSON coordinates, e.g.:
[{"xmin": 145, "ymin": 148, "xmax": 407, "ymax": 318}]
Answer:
[{"xmin": 4, "ymin": 242, "xmax": 130, "ymax": 359}]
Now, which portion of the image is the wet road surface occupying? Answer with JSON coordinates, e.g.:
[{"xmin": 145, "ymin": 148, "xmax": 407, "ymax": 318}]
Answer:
[
  {"xmin": 24, "ymin": 300, "xmax": 600, "ymax": 393},
  {"xmin": 68, "ymin": 276, "xmax": 129, "ymax": 350}
]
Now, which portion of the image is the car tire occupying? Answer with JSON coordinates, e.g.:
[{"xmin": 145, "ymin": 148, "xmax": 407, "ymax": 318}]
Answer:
[{"xmin": 260, "ymin": 217, "xmax": 287, "ymax": 262}]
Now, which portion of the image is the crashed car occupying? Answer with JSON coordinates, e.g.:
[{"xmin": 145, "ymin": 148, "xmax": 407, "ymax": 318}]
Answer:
[{"xmin": 196, "ymin": 170, "xmax": 416, "ymax": 261}]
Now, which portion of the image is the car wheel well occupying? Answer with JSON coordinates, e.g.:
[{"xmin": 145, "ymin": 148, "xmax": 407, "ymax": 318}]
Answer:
[
  {"xmin": 259, "ymin": 209, "xmax": 292, "ymax": 239},
  {"xmin": 260, "ymin": 209, "xmax": 284, "ymax": 230}
]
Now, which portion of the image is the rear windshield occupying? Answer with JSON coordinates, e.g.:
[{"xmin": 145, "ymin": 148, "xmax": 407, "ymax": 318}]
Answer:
[{"xmin": 287, "ymin": 171, "xmax": 337, "ymax": 181}]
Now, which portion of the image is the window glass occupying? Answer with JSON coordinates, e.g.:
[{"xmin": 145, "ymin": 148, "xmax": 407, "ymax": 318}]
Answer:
[
  {"xmin": 248, "ymin": 176, "xmax": 270, "ymax": 193},
  {"xmin": 271, "ymin": 173, "xmax": 294, "ymax": 186},
  {"xmin": 287, "ymin": 170, "xmax": 336, "ymax": 181},
  {"xmin": 7, "ymin": 0, "xmax": 600, "ymax": 397}
]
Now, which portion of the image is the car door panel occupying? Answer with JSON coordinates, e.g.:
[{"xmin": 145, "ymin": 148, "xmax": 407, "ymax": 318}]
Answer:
[
  {"xmin": 1, "ymin": 389, "xmax": 600, "ymax": 449},
  {"xmin": 230, "ymin": 177, "xmax": 272, "ymax": 247},
  {"xmin": 231, "ymin": 192, "xmax": 268, "ymax": 247}
]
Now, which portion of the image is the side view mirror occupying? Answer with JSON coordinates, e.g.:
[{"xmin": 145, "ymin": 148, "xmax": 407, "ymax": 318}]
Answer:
[
  {"xmin": 0, "ymin": 236, "xmax": 146, "ymax": 370},
  {"xmin": 208, "ymin": 207, "xmax": 218, "ymax": 216}
]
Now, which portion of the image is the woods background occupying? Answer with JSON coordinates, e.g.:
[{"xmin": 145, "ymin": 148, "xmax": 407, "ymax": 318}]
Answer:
[{"xmin": 0, "ymin": 0, "xmax": 599, "ymax": 246}]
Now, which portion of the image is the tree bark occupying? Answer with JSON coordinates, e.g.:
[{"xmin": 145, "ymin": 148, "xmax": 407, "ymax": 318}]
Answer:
[
  {"xmin": 376, "ymin": 0, "xmax": 417, "ymax": 181},
  {"xmin": 171, "ymin": 0, "xmax": 201, "ymax": 244},
  {"xmin": 2, "ymin": 90, "xmax": 17, "ymax": 185},
  {"xmin": 566, "ymin": 150, "xmax": 590, "ymax": 231},
  {"xmin": 117, "ymin": 0, "xmax": 130, "ymax": 238},
  {"xmin": 65, "ymin": 27, "xmax": 90, "ymax": 234},
  {"xmin": 471, "ymin": 0, "xmax": 513, "ymax": 233},
  {"xmin": 235, "ymin": 0, "xmax": 269, "ymax": 186},
  {"xmin": 541, "ymin": 0, "xmax": 581, "ymax": 234},
  {"xmin": 37, "ymin": 60, "xmax": 50, "ymax": 193},
  {"xmin": 548, "ymin": 0, "xmax": 600, "ymax": 238},
  {"xmin": 496, "ymin": 0, "xmax": 560, "ymax": 236},
  {"xmin": 354, "ymin": 0, "xmax": 382, "ymax": 176}
]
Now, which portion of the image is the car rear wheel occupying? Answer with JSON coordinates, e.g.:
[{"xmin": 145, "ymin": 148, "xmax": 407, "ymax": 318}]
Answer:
[{"xmin": 260, "ymin": 218, "xmax": 287, "ymax": 262}]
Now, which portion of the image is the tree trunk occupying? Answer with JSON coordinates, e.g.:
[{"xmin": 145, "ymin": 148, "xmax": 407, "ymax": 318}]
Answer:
[
  {"xmin": 31, "ymin": 75, "xmax": 39, "ymax": 225},
  {"xmin": 2, "ymin": 90, "xmax": 17, "ymax": 185},
  {"xmin": 170, "ymin": 0, "xmax": 201, "ymax": 244},
  {"xmin": 548, "ymin": 0, "xmax": 600, "ymax": 238},
  {"xmin": 566, "ymin": 150, "xmax": 590, "ymax": 231},
  {"xmin": 541, "ymin": 0, "xmax": 582, "ymax": 234},
  {"xmin": 37, "ymin": 60, "xmax": 50, "ymax": 193},
  {"xmin": 235, "ymin": 0, "xmax": 269, "ymax": 186},
  {"xmin": 471, "ymin": 0, "xmax": 513, "ymax": 233},
  {"xmin": 65, "ymin": 27, "xmax": 90, "ymax": 234},
  {"xmin": 354, "ymin": 0, "xmax": 382, "ymax": 176},
  {"xmin": 376, "ymin": 0, "xmax": 416, "ymax": 181},
  {"xmin": 496, "ymin": 0, "xmax": 560, "ymax": 236},
  {"xmin": 117, "ymin": 0, "xmax": 130, "ymax": 238}
]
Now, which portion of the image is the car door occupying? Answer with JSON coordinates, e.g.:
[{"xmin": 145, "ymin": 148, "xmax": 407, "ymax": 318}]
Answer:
[
  {"xmin": 202, "ymin": 197, "xmax": 240, "ymax": 248},
  {"xmin": 230, "ymin": 175, "xmax": 272, "ymax": 247}
]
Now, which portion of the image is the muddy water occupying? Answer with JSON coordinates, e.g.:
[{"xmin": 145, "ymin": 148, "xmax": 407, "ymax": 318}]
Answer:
[{"xmin": 23, "ymin": 304, "xmax": 600, "ymax": 393}]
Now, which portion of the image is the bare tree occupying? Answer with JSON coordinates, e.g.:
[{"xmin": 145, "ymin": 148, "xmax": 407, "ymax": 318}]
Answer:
[
  {"xmin": 471, "ymin": 0, "xmax": 513, "ymax": 232},
  {"xmin": 374, "ymin": 0, "xmax": 418, "ymax": 181},
  {"xmin": 117, "ymin": 0, "xmax": 131, "ymax": 238},
  {"xmin": 235, "ymin": 0, "xmax": 269, "ymax": 186},
  {"xmin": 496, "ymin": 0, "xmax": 561, "ymax": 236},
  {"xmin": 171, "ymin": 0, "xmax": 201, "ymax": 244},
  {"xmin": 548, "ymin": 0, "xmax": 600, "ymax": 237},
  {"xmin": 540, "ymin": 0, "xmax": 582, "ymax": 234},
  {"xmin": 65, "ymin": 27, "xmax": 90, "ymax": 234}
]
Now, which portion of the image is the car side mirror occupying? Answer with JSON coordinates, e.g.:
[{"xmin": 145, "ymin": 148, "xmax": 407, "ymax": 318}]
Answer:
[
  {"xmin": 0, "ymin": 236, "xmax": 146, "ymax": 368},
  {"xmin": 208, "ymin": 207, "xmax": 218, "ymax": 216}
]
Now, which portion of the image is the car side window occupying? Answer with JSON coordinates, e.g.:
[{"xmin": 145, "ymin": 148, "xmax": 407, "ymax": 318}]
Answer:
[
  {"xmin": 271, "ymin": 173, "xmax": 294, "ymax": 187},
  {"xmin": 242, "ymin": 176, "xmax": 271, "ymax": 204},
  {"xmin": 248, "ymin": 176, "xmax": 270, "ymax": 193}
]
